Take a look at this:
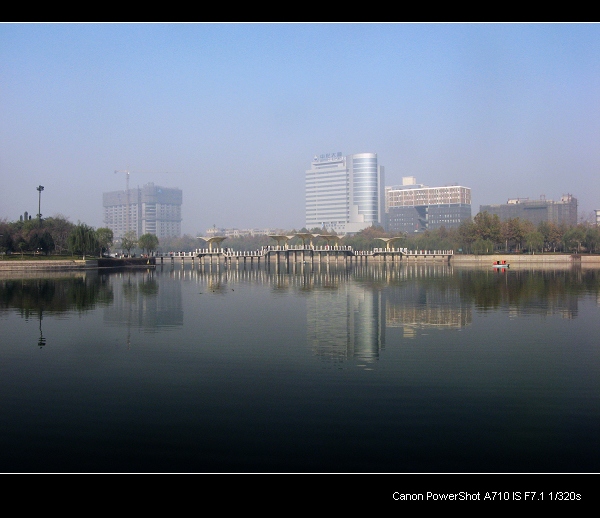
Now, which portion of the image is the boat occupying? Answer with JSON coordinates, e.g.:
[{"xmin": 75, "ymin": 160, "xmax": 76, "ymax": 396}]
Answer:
[{"xmin": 492, "ymin": 260, "xmax": 509, "ymax": 269}]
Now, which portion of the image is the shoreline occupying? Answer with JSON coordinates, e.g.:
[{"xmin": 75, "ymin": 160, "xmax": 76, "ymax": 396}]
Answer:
[
  {"xmin": 1, "ymin": 254, "xmax": 600, "ymax": 271},
  {"xmin": 0, "ymin": 257, "xmax": 156, "ymax": 272},
  {"xmin": 451, "ymin": 254, "xmax": 600, "ymax": 268},
  {"xmin": 0, "ymin": 259, "xmax": 96, "ymax": 271}
]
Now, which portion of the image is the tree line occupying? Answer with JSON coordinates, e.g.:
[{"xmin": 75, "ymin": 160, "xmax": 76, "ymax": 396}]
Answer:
[
  {"xmin": 205, "ymin": 214, "xmax": 600, "ymax": 255},
  {"xmin": 342, "ymin": 213, "xmax": 600, "ymax": 254},
  {"xmin": 0, "ymin": 215, "xmax": 160, "ymax": 258},
  {"xmin": 3, "ymin": 212, "xmax": 599, "ymax": 258}
]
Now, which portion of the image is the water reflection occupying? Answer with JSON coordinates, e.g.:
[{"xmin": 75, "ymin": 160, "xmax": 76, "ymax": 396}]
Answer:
[
  {"xmin": 458, "ymin": 267, "xmax": 599, "ymax": 318},
  {"xmin": 2, "ymin": 263, "xmax": 600, "ymax": 472},
  {"xmin": 0, "ymin": 271, "xmax": 113, "ymax": 317},
  {"xmin": 2, "ymin": 264, "xmax": 600, "ymax": 356},
  {"xmin": 0, "ymin": 271, "xmax": 114, "ymax": 348},
  {"xmin": 103, "ymin": 270, "xmax": 183, "ymax": 331},
  {"xmin": 307, "ymin": 283, "xmax": 384, "ymax": 365}
]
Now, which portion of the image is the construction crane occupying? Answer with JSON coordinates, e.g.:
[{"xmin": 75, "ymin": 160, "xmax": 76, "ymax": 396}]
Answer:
[{"xmin": 114, "ymin": 169, "xmax": 182, "ymax": 236}]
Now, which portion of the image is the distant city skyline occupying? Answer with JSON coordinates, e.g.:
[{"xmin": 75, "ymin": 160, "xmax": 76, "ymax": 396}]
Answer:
[{"xmin": 2, "ymin": 24, "xmax": 599, "ymax": 233}]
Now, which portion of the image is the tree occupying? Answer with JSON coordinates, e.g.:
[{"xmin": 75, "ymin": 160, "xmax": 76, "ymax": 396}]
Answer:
[
  {"xmin": 525, "ymin": 231, "xmax": 544, "ymax": 253},
  {"xmin": 44, "ymin": 214, "xmax": 74, "ymax": 254},
  {"xmin": 0, "ymin": 221, "xmax": 13, "ymax": 257},
  {"xmin": 563, "ymin": 225, "xmax": 586, "ymax": 254},
  {"xmin": 473, "ymin": 212, "xmax": 502, "ymax": 248},
  {"xmin": 28, "ymin": 228, "xmax": 55, "ymax": 255},
  {"xmin": 539, "ymin": 221, "xmax": 564, "ymax": 252},
  {"xmin": 584, "ymin": 226, "xmax": 600, "ymax": 253},
  {"xmin": 458, "ymin": 219, "xmax": 477, "ymax": 253},
  {"xmin": 68, "ymin": 223, "xmax": 99, "ymax": 257},
  {"xmin": 160, "ymin": 234, "xmax": 204, "ymax": 253},
  {"xmin": 96, "ymin": 227, "xmax": 114, "ymax": 256},
  {"xmin": 343, "ymin": 225, "xmax": 389, "ymax": 251},
  {"xmin": 138, "ymin": 233, "xmax": 159, "ymax": 254},
  {"xmin": 502, "ymin": 218, "xmax": 534, "ymax": 252},
  {"xmin": 472, "ymin": 238, "xmax": 495, "ymax": 255},
  {"xmin": 120, "ymin": 231, "xmax": 138, "ymax": 256}
]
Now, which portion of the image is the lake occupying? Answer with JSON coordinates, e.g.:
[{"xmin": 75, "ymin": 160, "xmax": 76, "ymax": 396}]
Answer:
[{"xmin": 1, "ymin": 262, "xmax": 599, "ymax": 473}]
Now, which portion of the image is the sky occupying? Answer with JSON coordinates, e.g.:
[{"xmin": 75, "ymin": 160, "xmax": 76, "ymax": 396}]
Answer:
[{"xmin": 1, "ymin": 23, "xmax": 599, "ymax": 235}]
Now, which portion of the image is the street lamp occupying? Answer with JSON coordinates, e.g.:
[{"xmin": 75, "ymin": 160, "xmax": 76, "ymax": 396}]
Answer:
[{"xmin": 36, "ymin": 185, "xmax": 44, "ymax": 225}]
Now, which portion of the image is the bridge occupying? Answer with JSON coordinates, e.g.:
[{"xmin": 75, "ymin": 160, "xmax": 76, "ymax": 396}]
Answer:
[{"xmin": 154, "ymin": 245, "xmax": 453, "ymax": 267}]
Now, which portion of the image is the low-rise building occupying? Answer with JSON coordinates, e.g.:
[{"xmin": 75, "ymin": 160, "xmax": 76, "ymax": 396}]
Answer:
[
  {"xmin": 385, "ymin": 177, "xmax": 472, "ymax": 233},
  {"xmin": 480, "ymin": 195, "xmax": 577, "ymax": 227}
]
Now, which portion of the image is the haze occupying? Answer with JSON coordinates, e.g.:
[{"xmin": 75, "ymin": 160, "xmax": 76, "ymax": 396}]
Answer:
[{"xmin": 1, "ymin": 23, "xmax": 599, "ymax": 235}]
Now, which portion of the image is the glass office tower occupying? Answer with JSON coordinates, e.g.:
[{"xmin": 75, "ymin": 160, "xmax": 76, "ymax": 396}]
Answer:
[{"xmin": 305, "ymin": 152, "xmax": 384, "ymax": 234}]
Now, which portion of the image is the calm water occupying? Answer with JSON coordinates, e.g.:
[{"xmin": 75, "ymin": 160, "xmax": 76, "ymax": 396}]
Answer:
[{"xmin": 1, "ymin": 262, "xmax": 599, "ymax": 473}]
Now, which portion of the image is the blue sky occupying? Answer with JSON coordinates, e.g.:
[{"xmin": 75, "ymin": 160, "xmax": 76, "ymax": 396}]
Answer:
[{"xmin": 1, "ymin": 23, "xmax": 599, "ymax": 234}]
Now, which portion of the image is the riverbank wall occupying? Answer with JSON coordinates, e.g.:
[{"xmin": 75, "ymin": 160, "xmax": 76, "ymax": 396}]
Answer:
[
  {"xmin": 451, "ymin": 254, "xmax": 600, "ymax": 267},
  {"xmin": 0, "ymin": 259, "xmax": 97, "ymax": 272},
  {"xmin": 97, "ymin": 257, "xmax": 155, "ymax": 268}
]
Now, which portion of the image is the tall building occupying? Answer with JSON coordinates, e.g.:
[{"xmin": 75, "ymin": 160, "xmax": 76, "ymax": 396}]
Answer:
[
  {"xmin": 480, "ymin": 195, "xmax": 577, "ymax": 227},
  {"xmin": 305, "ymin": 152, "xmax": 384, "ymax": 234},
  {"xmin": 103, "ymin": 183, "xmax": 182, "ymax": 239},
  {"xmin": 385, "ymin": 177, "xmax": 472, "ymax": 233}
]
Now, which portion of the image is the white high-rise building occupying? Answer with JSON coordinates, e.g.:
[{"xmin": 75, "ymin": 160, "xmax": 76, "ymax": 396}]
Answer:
[{"xmin": 305, "ymin": 152, "xmax": 384, "ymax": 234}]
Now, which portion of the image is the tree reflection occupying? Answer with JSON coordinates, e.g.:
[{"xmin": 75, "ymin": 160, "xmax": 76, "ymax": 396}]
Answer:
[{"xmin": 0, "ymin": 274, "xmax": 114, "ymax": 317}]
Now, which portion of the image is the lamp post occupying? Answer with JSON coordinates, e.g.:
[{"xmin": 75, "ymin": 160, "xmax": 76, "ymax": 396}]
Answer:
[{"xmin": 36, "ymin": 185, "xmax": 44, "ymax": 226}]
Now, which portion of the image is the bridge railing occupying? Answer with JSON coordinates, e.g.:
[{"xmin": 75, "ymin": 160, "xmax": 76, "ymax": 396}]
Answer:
[
  {"xmin": 400, "ymin": 250, "xmax": 454, "ymax": 256},
  {"xmin": 156, "ymin": 251, "xmax": 197, "ymax": 257}
]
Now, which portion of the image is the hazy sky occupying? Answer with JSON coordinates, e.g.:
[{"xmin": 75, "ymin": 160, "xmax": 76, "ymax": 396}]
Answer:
[{"xmin": 1, "ymin": 23, "xmax": 599, "ymax": 235}]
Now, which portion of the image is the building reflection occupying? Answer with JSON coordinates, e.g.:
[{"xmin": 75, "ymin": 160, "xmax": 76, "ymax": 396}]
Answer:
[
  {"xmin": 385, "ymin": 286, "xmax": 471, "ymax": 334},
  {"xmin": 103, "ymin": 269, "xmax": 183, "ymax": 331},
  {"xmin": 156, "ymin": 262, "xmax": 600, "ymax": 364},
  {"xmin": 3, "ymin": 263, "xmax": 595, "ymax": 357},
  {"xmin": 307, "ymin": 283, "xmax": 385, "ymax": 365}
]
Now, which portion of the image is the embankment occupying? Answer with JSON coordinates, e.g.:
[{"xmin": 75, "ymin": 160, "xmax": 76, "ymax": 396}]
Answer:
[
  {"xmin": 0, "ymin": 257, "xmax": 155, "ymax": 272},
  {"xmin": 97, "ymin": 257, "xmax": 155, "ymax": 268},
  {"xmin": 451, "ymin": 254, "xmax": 600, "ymax": 267},
  {"xmin": 0, "ymin": 259, "xmax": 97, "ymax": 272}
]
